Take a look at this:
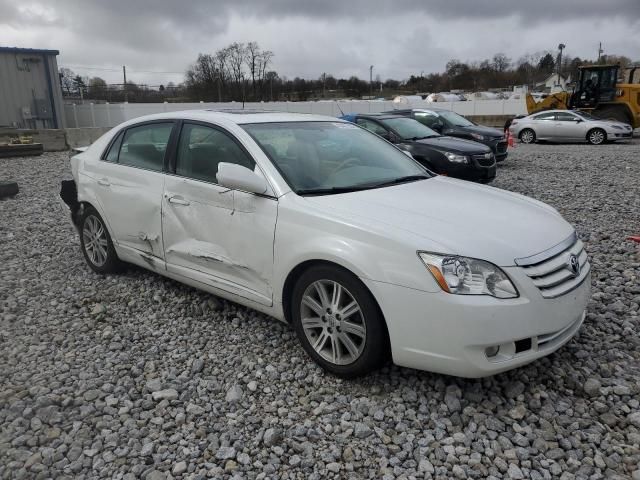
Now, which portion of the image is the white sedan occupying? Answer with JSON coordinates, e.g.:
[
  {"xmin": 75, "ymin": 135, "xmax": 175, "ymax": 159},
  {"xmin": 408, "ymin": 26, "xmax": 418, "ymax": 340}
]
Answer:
[
  {"xmin": 61, "ymin": 110, "xmax": 591, "ymax": 378},
  {"xmin": 509, "ymin": 109, "xmax": 633, "ymax": 144}
]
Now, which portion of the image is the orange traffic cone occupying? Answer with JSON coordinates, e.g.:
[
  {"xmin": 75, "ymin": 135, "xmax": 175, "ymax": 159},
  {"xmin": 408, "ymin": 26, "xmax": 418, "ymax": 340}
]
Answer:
[
  {"xmin": 507, "ymin": 130, "xmax": 515, "ymax": 148},
  {"xmin": 629, "ymin": 236, "xmax": 640, "ymax": 244}
]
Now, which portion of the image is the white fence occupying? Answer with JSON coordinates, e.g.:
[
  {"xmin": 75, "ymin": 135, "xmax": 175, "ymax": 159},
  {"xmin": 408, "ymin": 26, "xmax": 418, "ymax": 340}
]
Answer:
[{"xmin": 64, "ymin": 99, "xmax": 528, "ymax": 129}]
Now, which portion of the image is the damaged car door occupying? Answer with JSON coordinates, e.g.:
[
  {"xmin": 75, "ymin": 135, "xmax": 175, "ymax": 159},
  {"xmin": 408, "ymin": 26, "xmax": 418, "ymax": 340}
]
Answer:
[
  {"xmin": 88, "ymin": 121, "xmax": 175, "ymax": 260},
  {"xmin": 162, "ymin": 122, "xmax": 277, "ymax": 306}
]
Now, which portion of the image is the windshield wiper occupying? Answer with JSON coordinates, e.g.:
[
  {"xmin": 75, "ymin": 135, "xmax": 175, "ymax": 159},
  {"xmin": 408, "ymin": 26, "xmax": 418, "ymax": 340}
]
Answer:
[
  {"xmin": 297, "ymin": 175, "xmax": 429, "ymax": 195},
  {"xmin": 406, "ymin": 135, "xmax": 437, "ymax": 141},
  {"xmin": 296, "ymin": 185, "xmax": 374, "ymax": 196},
  {"xmin": 369, "ymin": 174, "xmax": 430, "ymax": 188}
]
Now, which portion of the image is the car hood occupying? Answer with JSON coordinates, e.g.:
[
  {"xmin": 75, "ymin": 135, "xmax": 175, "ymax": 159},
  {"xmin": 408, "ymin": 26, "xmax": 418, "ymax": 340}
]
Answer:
[
  {"xmin": 459, "ymin": 125, "xmax": 505, "ymax": 138},
  {"xmin": 414, "ymin": 135, "xmax": 491, "ymax": 154},
  {"xmin": 303, "ymin": 177, "xmax": 574, "ymax": 266}
]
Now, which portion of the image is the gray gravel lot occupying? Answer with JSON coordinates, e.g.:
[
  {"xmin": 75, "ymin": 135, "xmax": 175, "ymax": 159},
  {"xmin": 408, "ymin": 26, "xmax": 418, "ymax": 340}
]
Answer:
[{"xmin": 1, "ymin": 140, "xmax": 639, "ymax": 480}]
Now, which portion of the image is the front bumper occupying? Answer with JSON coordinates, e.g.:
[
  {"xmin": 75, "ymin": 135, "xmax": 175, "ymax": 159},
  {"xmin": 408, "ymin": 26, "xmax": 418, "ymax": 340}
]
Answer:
[
  {"xmin": 363, "ymin": 267, "xmax": 591, "ymax": 378},
  {"xmin": 431, "ymin": 155, "xmax": 496, "ymax": 183},
  {"xmin": 487, "ymin": 138, "xmax": 508, "ymax": 161}
]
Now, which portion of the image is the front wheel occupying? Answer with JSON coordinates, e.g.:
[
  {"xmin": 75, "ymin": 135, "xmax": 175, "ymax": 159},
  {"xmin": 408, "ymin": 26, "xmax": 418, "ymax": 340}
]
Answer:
[
  {"xmin": 79, "ymin": 206, "xmax": 122, "ymax": 273},
  {"xmin": 587, "ymin": 128, "xmax": 606, "ymax": 145},
  {"xmin": 291, "ymin": 265, "xmax": 389, "ymax": 378},
  {"xmin": 519, "ymin": 128, "xmax": 536, "ymax": 144}
]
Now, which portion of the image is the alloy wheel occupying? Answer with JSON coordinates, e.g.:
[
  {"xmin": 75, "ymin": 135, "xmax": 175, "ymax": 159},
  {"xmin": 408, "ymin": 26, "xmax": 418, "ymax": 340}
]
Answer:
[
  {"xmin": 520, "ymin": 129, "xmax": 535, "ymax": 144},
  {"xmin": 589, "ymin": 130, "xmax": 605, "ymax": 145},
  {"xmin": 300, "ymin": 279, "xmax": 366, "ymax": 365},
  {"xmin": 82, "ymin": 215, "xmax": 109, "ymax": 267}
]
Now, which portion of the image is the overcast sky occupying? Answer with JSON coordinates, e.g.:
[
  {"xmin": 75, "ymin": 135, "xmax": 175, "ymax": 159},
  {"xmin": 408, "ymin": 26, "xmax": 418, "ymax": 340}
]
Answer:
[{"xmin": 1, "ymin": 0, "xmax": 639, "ymax": 87}]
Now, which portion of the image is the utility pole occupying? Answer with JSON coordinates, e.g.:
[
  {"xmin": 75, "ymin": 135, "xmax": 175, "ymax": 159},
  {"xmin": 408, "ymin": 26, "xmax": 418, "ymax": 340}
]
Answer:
[
  {"xmin": 557, "ymin": 44, "xmax": 565, "ymax": 86},
  {"xmin": 369, "ymin": 65, "xmax": 373, "ymax": 99},
  {"xmin": 597, "ymin": 42, "xmax": 604, "ymax": 62},
  {"xmin": 122, "ymin": 65, "xmax": 128, "ymax": 102}
]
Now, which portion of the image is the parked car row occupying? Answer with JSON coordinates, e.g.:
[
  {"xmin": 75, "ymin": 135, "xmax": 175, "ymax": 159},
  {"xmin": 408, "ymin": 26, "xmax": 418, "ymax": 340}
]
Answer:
[{"xmin": 62, "ymin": 109, "xmax": 591, "ymax": 378}]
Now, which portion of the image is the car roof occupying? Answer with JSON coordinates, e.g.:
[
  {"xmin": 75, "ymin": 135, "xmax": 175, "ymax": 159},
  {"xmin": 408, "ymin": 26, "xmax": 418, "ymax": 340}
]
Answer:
[
  {"xmin": 114, "ymin": 109, "xmax": 341, "ymax": 125},
  {"xmin": 354, "ymin": 113, "xmax": 408, "ymax": 120}
]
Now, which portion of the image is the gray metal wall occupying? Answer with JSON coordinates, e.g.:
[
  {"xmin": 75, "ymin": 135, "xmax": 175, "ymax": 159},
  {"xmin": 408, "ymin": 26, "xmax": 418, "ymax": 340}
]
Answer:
[{"xmin": 0, "ymin": 51, "xmax": 65, "ymax": 129}]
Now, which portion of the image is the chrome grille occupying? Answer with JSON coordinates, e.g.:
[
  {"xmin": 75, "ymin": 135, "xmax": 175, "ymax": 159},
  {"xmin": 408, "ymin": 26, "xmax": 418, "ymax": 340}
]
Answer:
[
  {"xmin": 472, "ymin": 154, "xmax": 495, "ymax": 167},
  {"xmin": 517, "ymin": 233, "xmax": 590, "ymax": 299}
]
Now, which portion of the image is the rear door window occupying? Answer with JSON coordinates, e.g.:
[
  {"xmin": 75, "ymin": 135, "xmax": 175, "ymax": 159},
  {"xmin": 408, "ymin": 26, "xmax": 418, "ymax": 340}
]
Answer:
[
  {"xmin": 533, "ymin": 112, "xmax": 556, "ymax": 121},
  {"xmin": 119, "ymin": 122, "xmax": 174, "ymax": 172},
  {"xmin": 104, "ymin": 131, "xmax": 124, "ymax": 162}
]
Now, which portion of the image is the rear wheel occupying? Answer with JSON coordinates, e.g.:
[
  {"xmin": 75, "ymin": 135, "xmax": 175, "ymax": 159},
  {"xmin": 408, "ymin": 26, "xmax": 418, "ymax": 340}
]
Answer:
[
  {"xmin": 519, "ymin": 128, "xmax": 536, "ymax": 144},
  {"xmin": 79, "ymin": 206, "xmax": 122, "ymax": 273},
  {"xmin": 587, "ymin": 128, "xmax": 606, "ymax": 145},
  {"xmin": 594, "ymin": 107, "xmax": 632, "ymax": 125},
  {"xmin": 291, "ymin": 265, "xmax": 389, "ymax": 378}
]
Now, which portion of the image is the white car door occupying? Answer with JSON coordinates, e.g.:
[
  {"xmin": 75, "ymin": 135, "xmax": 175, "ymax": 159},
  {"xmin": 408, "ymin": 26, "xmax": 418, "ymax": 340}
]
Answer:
[
  {"xmin": 86, "ymin": 121, "xmax": 175, "ymax": 260},
  {"xmin": 162, "ymin": 121, "xmax": 277, "ymax": 306},
  {"xmin": 530, "ymin": 112, "xmax": 556, "ymax": 139},
  {"xmin": 554, "ymin": 111, "xmax": 584, "ymax": 141}
]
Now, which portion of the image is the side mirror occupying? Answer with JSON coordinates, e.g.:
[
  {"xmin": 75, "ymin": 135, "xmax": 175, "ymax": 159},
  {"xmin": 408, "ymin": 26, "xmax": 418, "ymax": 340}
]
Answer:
[
  {"xmin": 432, "ymin": 122, "xmax": 444, "ymax": 132},
  {"xmin": 575, "ymin": 118, "xmax": 583, "ymax": 123},
  {"xmin": 217, "ymin": 163, "xmax": 268, "ymax": 195}
]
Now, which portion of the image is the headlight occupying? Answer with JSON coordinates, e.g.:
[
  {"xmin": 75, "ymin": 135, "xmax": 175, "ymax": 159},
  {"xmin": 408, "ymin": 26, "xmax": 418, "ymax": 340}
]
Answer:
[
  {"xmin": 444, "ymin": 152, "xmax": 469, "ymax": 164},
  {"xmin": 418, "ymin": 252, "xmax": 518, "ymax": 298},
  {"xmin": 470, "ymin": 133, "xmax": 485, "ymax": 141},
  {"xmin": 610, "ymin": 124, "xmax": 622, "ymax": 130}
]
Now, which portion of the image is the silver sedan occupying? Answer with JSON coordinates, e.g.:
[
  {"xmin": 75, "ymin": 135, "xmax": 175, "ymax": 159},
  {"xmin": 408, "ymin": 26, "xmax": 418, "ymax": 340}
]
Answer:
[{"xmin": 509, "ymin": 110, "xmax": 633, "ymax": 145}]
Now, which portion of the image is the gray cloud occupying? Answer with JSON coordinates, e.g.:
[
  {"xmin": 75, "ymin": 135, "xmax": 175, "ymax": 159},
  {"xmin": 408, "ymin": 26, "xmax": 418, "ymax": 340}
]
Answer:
[{"xmin": 1, "ymin": 0, "xmax": 638, "ymax": 86}]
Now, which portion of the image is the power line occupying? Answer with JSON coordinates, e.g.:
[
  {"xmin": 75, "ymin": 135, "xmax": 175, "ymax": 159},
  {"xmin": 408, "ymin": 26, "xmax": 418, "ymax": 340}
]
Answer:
[{"xmin": 61, "ymin": 63, "xmax": 184, "ymax": 74}]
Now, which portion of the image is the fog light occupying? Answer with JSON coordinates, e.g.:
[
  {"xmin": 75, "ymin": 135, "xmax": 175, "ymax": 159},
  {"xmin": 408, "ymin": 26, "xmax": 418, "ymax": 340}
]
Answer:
[{"xmin": 485, "ymin": 346, "xmax": 500, "ymax": 358}]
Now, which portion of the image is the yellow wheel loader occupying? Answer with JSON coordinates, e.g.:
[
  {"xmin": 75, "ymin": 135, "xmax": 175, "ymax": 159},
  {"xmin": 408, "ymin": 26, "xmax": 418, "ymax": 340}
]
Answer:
[{"xmin": 526, "ymin": 64, "xmax": 640, "ymax": 128}]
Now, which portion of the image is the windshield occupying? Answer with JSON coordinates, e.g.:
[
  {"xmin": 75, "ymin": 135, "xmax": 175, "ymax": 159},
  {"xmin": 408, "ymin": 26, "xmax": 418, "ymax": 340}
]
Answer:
[
  {"xmin": 242, "ymin": 121, "xmax": 430, "ymax": 195},
  {"xmin": 379, "ymin": 117, "xmax": 439, "ymax": 140},
  {"xmin": 437, "ymin": 110, "xmax": 475, "ymax": 127}
]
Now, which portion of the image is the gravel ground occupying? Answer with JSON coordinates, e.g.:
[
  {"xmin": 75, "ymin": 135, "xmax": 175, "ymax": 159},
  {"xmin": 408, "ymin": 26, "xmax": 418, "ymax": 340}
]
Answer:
[{"xmin": 1, "ymin": 139, "xmax": 639, "ymax": 480}]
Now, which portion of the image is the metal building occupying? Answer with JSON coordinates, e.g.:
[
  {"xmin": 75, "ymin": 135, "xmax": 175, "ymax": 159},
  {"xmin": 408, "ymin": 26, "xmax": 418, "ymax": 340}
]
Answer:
[{"xmin": 0, "ymin": 47, "xmax": 65, "ymax": 129}]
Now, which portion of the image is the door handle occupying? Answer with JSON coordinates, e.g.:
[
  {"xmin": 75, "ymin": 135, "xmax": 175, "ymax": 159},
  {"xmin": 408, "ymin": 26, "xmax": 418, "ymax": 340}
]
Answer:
[
  {"xmin": 97, "ymin": 178, "xmax": 110, "ymax": 186},
  {"xmin": 167, "ymin": 195, "xmax": 190, "ymax": 206}
]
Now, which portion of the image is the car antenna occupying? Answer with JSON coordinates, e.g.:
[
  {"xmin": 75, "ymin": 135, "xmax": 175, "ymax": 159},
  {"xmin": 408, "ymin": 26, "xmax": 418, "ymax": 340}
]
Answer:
[{"xmin": 334, "ymin": 100, "xmax": 345, "ymax": 116}]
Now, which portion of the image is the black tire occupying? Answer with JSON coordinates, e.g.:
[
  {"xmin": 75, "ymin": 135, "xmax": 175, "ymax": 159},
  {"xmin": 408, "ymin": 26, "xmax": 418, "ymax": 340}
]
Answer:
[
  {"xmin": 79, "ymin": 206, "xmax": 122, "ymax": 274},
  {"xmin": 594, "ymin": 107, "xmax": 632, "ymax": 125},
  {"xmin": 291, "ymin": 265, "xmax": 389, "ymax": 378},
  {"xmin": 0, "ymin": 181, "xmax": 19, "ymax": 199},
  {"xmin": 519, "ymin": 128, "xmax": 536, "ymax": 144},
  {"xmin": 587, "ymin": 128, "xmax": 606, "ymax": 145}
]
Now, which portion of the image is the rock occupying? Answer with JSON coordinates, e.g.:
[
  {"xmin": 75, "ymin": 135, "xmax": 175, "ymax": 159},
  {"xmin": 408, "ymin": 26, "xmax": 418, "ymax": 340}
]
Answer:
[
  {"xmin": 627, "ymin": 412, "xmax": 640, "ymax": 428},
  {"xmin": 354, "ymin": 422, "xmax": 372, "ymax": 438},
  {"xmin": 508, "ymin": 463, "xmax": 524, "ymax": 479},
  {"xmin": 247, "ymin": 381, "xmax": 258, "ymax": 392},
  {"xmin": 326, "ymin": 462, "xmax": 341, "ymax": 473},
  {"xmin": 444, "ymin": 385, "xmax": 462, "ymax": 413},
  {"xmin": 225, "ymin": 384, "xmax": 243, "ymax": 402},
  {"xmin": 583, "ymin": 378, "xmax": 601, "ymax": 396},
  {"xmin": 151, "ymin": 389, "xmax": 178, "ymax": 401},
  {"xmin": 91, "ymin": 304, "xmax": 106, "ymax": 315},
  {"xmin": 216, "ymin": 446, "xmax": 236, "ymax": 460},
  {"xmin": 191, "ymin": 359, "xmax": 204, "ymax": 374},
  {"xmin": 172, "ymin": 461, "xmax": 187, "ymax": 475},
  {"xmin": 186, "ymin": 403, "xmax": 205, "ymax": 415},
  {"xmin": 505, "ymin": 381, "xmax": 525, "ymax": 399},
  {"xmin": 418, "ymin": 459, "xmax": 435, "ymax": 473},
  {"xmin": 509, "ymin": 405, "xmax": 527, "ymax": 420},
  {"xmin": 263, "ymin": 428, "xmax": 283, "ymax": 446}
]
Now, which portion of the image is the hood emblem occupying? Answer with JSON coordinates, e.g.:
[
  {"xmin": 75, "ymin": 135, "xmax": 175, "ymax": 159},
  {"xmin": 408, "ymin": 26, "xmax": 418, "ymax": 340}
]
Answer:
[
  {"xmin": 567, "ymin": 254, "xmax": 580, "ymax": 277},
  {"xmin": 484, "ymin": 153, "xmax": 491, "ymax": 159}
]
